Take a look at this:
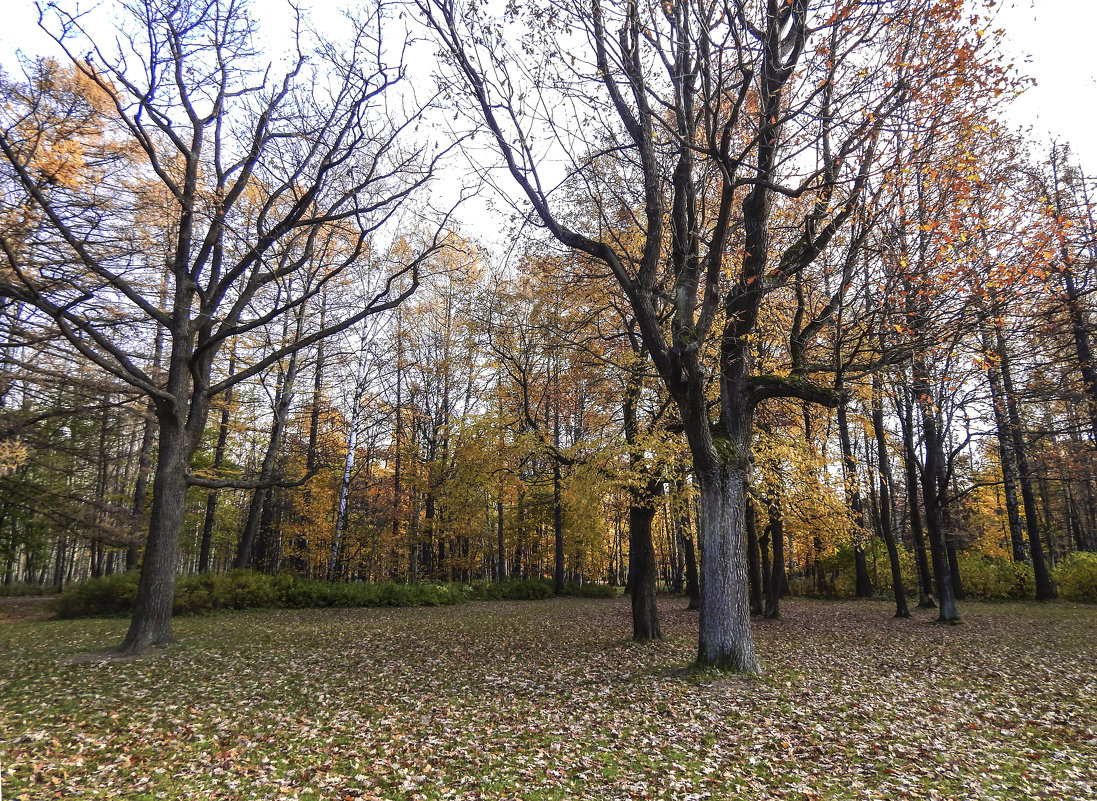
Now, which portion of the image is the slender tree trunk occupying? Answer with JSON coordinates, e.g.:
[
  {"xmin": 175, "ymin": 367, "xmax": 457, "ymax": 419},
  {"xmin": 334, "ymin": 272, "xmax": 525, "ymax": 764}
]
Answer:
[
  {"xmin": 872, "ymin": 372, "xmax": 909, "ymax": 618},
  {"xmin": 496, "ymin": 493, "xmax": 506, "ymax": 581},
  {"xmin": 553, "ymin": 459, "xmax": 564, "ymax": 594},
  {"xmin": 681, "ymin": 496, "xmax": 701, "ymax": 610},
  {"xmin": 764, "ymin": 490, "xmax": 786, "ymax": 619},
  {"xmin": 899, "ymin": 389, "xmax": 935, "ymax": 607},
  {"xmin": 746, "ymin": 497, "xmax": 763, "ymax": 616},
  {"xmin": 1051, "ymin": 155, "xmax": 1097, "ymax": 443},
  {"xmin": 837, "ymin": 394, "xmax": 873, "ymax": 598},
  {"xmin": 128, "ymin": 406, "xmax": 156, "ymax": 572},
  {"xmin": 913, "ymin": 362, "xmax": 959, "ymax": 623},
  {"xmin": 981, "ymin": 328, "xmax": 1027, "ymax": 561},
  {"xmin": 198, "ymin": 343, "xmax": 236, "ymax": 573},
  {"xmin": 234, "ymin": 344, "xmax": 300, "ymax": 570},
  {"xmin": 995, "ymin": 326, "xmax": 1055, "ymax": 599}
]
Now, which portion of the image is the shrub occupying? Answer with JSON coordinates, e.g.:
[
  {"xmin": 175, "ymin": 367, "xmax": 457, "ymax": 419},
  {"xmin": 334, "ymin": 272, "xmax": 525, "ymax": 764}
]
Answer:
[
  {"xmin": 56, "ymin": 572, "xmax": 140, "ymax": 617},
  {"xmin": 560, "ymin": 580, "xmax": 618, "ymax": 598},
  {"xmin": 1053, "ymin": 552, "xmax": 1097, "ymax": 602},
  {"xmin": 957, "ymin": 552, "xmax": 1034, "ymax": 600},
  {"xmin": 57, "ymin": 571, "xmax": 470, "ymax": 619},
  {"xmin": 467, "ymin": 577, "xmax": 554, "ymax": 600}
]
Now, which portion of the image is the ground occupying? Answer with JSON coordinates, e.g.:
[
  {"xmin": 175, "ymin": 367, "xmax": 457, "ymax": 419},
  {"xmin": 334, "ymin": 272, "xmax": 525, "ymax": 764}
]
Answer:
[{"xmin": 1, "ymin": 596, "xmax": 1095, "ymax": 800}]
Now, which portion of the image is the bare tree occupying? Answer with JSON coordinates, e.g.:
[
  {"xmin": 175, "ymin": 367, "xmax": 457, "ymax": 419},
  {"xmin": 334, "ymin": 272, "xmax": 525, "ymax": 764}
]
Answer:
[
  {"xmin": 0, "ymin": 0, "xmax": 454, "ymax": 652},
  {"xmin": 418, "ymin": 0, "xmax": 984, "ymax": 671}
]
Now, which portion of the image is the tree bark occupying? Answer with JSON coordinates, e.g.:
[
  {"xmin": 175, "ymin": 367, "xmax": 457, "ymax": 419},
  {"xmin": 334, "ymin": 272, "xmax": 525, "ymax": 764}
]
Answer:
[
  {"xmin": 981, "ymin": 328, "xmax": 1027, "ymax": 562},
  {"xmin": 995, "ymin": 325, "xmax": 1055, "ymax": 599},
  {"xmin": 913, "ymin": 360, "xmax": 960, "ymax": 623},
  {"xmin": 899, "ymin": 388, "xmax": 935, "ymax": 608},
  {"xmin": 763, "ymin": 490, "xmax": 787, "ymax": 619},
  {"xmin": 837, "ymin": 394, "xmax": 873, "ymax": 598},
  {"xmin": 628, "ymin": 479, "xmax": 663, "ymax": 640},
  {"xmin": 198, "ymin": 343, "xmax": 236, "ymax": 573},
  {"xmin": 695, "ymin": 460, "xmax": 759, "ymax": 673},
  {"xmin": 871, "ymin": 372, "xmax": 909, "ymax": 618},
  {"xmin": 120, "ymin": 419, "xmax": 192, "ymax": 651},
  {"xmin": 746, "ymin": 497, "xmax": 764, "ymax": 616},
  {"xmin": 234, "ymin": 334, "xmax": 301, "ymax": 570},
  {"xmin": 682, "ymin": 505, "xmax": 701, "ymax": 610}
]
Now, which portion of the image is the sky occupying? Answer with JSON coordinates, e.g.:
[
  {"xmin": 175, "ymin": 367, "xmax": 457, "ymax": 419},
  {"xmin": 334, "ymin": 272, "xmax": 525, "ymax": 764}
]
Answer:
[
  {"xmin": 993, "ymin": 0, "xmax": 1097, "ymax": 169},
  {"xmin": 1, "ymin": 0, "xmax": 1095, "ymax": 170}
]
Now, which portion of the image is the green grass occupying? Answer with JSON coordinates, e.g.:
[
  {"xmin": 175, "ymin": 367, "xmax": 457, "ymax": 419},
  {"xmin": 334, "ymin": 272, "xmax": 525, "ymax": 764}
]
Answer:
[{"xmin": 2, "ymin": 597, "xmax": 1095, "ymax": 799}]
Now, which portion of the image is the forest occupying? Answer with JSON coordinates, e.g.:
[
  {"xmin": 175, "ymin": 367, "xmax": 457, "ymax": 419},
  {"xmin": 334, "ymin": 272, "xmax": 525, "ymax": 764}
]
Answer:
[{"xmin": 2, "ymin": 0, "xmax": 1097, "ymax": 674}]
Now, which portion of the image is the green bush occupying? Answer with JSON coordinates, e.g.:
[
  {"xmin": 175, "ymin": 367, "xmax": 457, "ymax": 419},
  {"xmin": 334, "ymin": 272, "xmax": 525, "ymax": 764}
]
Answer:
[
  {"xmin": 56, "ymin": 572, "xmax": 140, "ymax": 617},
  {"xmin": 957, "ymin": 552, "xmax": 1034, "ymax": 600},
  {"xmin": 58, "ymin": 571, "xmax": 472, "ymax": 619},
  {"xmin": 560, "ymin": 580, "xmax": 618, "ymax": 598},
  {"xmin": 1053, "ymin": 552, "xmax": 1097, "ymax": 602},
  {"xmin": 467, "ymin": 577, "xmax": 554, "ymax": 601}
]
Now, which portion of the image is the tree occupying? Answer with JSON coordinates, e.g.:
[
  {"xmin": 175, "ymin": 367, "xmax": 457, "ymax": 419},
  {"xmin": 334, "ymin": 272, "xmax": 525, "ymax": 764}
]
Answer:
[
  {"xmin": 421, "ymin": 0, "xmax": 989, "ymax": 671},
  {"xmin": 0, "ymin": 0, "xmax": 451, "ymax": 652}
]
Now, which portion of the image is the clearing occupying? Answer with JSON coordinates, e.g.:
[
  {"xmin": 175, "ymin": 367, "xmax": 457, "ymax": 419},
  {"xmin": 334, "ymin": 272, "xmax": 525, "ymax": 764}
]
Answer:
[{"xmin": 1, "ymin": 597, "xmax": 1095, "ymax": 800}]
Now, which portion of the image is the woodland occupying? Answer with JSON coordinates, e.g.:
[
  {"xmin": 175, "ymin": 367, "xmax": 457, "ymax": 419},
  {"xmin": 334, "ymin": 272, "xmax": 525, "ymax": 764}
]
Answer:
[{"xmin": 2, "ymin": 0, "xmax": 1097, "ymax": 683}]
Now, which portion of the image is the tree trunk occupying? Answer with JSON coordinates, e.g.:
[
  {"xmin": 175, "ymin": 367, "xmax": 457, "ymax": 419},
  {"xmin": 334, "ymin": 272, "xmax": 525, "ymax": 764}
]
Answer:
[
  {"xmin": 746, "ymin": 497, "xmax": 764, "ymax": 616},
  {"xmin": 120, "ymin": 420, "xmax": 190, "ymax": 652},
  {"xmin": 628, "ymin": 480, "xmax": 662, "ymax": 641},
  {"xmin": 899, "ymin": 389, "xmax": 935, "ymax": 608},
  {"xmin": 496, "ymin": 494, "xmax": 506, "ymax": 581},
  {"xmin": 199, "ymin": 343, "xmax": 236, "ymax": 573},
  {"xmin": 913, "ymin": 362, "xmax": 960, "ymax": 623},
  {"xmin": 995, "ymin": 326, "xmax": 1055, "ymax": 599},
  {"xmin": 682, "ymin": 514, "xmax": 701, "ymax": 610},
  {"xmin": 695, "ymin": 461, "xmax": 759, "ymax": 673},
  {"xmin": 764, "ymin": 491, "xmax": 786, "ymax": 619},
  {"xmin": 127, "ymin": 406, "xmax": 156, "ymax": 572},
  {"xmin": 553, "ymin": 459, "xmax": 564, "ymax": 594},
  {"xmin": 871, "ymin": 373, "xmax": 909, "ymax": 618},
  {"xmin": 236, "ymin": 314, "xmax": 302, "ymax": 571},
  {"xmin": 837, "ymin": 395, "xmax": 873, "ymax": 598},
  {"xmin": 981, "ymin": 328, "xmax": 1027, "ymax": 562}
]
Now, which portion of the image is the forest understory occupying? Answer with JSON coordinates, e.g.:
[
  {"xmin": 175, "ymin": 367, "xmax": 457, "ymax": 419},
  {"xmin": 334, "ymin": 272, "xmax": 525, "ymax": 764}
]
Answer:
[{"xmin": 2, "ymin": 597, "xmax": 1095, "ymax": 800}]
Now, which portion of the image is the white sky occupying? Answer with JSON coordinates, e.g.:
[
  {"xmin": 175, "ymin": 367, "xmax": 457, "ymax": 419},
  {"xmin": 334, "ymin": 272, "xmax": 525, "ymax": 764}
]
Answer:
[
  {"xmin": 994, "ymin": 0, "xmax": 1097, "ymax": 169},
  {"xmin": 2, "ymin": 1, "xmax": 1095, "ymax": 170}
]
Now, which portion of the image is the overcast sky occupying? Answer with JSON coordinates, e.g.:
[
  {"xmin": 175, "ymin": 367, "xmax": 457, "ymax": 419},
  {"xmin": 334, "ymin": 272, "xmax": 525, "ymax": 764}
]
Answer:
[{"xmin": 2, "ymin": 1, "xmax": 1094, "ymax": 171}]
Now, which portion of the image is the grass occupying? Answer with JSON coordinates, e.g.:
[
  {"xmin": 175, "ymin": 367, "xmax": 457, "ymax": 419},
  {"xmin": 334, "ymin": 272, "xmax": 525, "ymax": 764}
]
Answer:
[{"xmin": 1, "ymin": 597, "xmax": 1095, "ymax": 800}]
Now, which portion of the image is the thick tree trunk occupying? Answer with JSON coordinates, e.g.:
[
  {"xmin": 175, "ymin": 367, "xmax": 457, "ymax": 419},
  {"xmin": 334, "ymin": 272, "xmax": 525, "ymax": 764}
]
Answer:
[
  {"xmin": 621, "ymin": 360, "xmax": 660, "ymax": 634},
  {"xmin": 120, "ymin": 421, "xmax": 190, "ymax": 652},
  {"xmin": 628, "ymin": 481, "xmax": 662, "ymax": 640},
  {"xmin": 695, "ymin": 461, "xmax": 759, "ymax": 673}
]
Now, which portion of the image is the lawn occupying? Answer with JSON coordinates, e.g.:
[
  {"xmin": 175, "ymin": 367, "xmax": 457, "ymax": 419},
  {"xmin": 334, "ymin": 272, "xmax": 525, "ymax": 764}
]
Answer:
[{"xmin": 1, "ymin": 596, "xmax": 1095, "ymax": 800}]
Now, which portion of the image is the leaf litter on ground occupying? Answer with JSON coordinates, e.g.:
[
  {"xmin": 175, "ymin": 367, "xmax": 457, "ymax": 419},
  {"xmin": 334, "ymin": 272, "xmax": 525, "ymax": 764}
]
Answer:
[{"xmin": 1, "ymin": 596, "xmax": 1095, "ymax": 800}]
